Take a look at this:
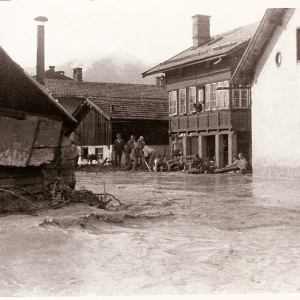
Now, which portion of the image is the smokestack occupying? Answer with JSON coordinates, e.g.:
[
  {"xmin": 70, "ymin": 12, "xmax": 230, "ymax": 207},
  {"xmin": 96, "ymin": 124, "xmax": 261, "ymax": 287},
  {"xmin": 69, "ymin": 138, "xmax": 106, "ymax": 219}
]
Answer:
[
  {"xmin": 73, "ymin": 68, "xmax": 83, "ymax": 82},
  {"xmin": 192, "ymin": 14, "xmax": 211, "ymax": 48},
  {"xmin": 34, "ymin": 16, "xmax": 48, "ymax": 85}
]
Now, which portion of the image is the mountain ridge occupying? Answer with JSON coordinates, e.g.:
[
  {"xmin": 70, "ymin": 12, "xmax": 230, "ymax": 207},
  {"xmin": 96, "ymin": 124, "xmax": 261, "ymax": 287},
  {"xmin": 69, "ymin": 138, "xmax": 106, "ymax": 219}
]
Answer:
[{"xmin": 25, "ymin": 52, "xmax": 160, "ymax": 85}]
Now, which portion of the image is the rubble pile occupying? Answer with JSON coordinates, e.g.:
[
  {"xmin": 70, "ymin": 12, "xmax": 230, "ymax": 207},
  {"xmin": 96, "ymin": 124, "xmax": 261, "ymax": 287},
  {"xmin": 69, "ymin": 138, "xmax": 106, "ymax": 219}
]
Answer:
[{"xmin": 0, "ymin": 185, "xmax": 122, "ymax": 215}]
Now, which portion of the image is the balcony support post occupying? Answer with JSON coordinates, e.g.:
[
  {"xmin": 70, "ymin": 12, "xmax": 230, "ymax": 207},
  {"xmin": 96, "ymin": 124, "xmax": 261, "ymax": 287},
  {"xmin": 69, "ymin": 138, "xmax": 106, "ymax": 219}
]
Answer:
[
  {"xmin": 228, "ymin": 132, "xmax": 237, "ymax": 165},
  {"xmin": 198, "ymin": 135, "xmax": 207, "ymax": 160},
  {"xmin": 215, "ymin": 134, "xmax": 225, "ymax": 168}
]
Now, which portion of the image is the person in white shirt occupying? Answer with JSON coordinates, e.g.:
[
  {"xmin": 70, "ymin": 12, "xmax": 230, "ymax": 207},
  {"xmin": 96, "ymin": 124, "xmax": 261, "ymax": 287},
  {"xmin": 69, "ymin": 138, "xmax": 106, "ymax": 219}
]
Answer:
[{"xmin": 143, "ymin": 145, "xmax": 157, "ymax": 171}]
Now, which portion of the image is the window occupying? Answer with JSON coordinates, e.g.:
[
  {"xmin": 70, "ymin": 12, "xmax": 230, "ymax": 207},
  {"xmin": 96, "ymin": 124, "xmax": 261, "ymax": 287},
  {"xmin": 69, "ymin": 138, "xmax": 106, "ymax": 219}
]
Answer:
[
  {"xmin": 188, "ymin": 87, "xmax": 196, "ymax": 112},
  {"xmin": 82, "ymin": 147, "xmax": 88, "ymax": 159},
  {"xmin": 199, "ymin": 87, "xmax": 204, "ymax": 111},
  {"xmin": 297, "ymin": 28, "xmax": 300, "ymax": 61},
  {"xmin": 211, "ymin": 83, "xmax": 217, "ymax": 109},
  {"xmin": 205, "ymin": 84, "xmax": 210, "ymax": 110},
  {"xmin": 179, "ymin": 89, "xmax": 186, "ymax": 114},
  {"xmin": 169, "ymin": 91, "xmax": 177, "ymax": 116},
  {"xmin": 232, "ymin": 86, "xmax": 250, "ymax": 108},
  {"xmin": 95, "ymin": 148, "xmax": 103, "ymax": 160},
  {"xmin": 217, "ymin": 81, "xmax": 229, "ymax": 109}
]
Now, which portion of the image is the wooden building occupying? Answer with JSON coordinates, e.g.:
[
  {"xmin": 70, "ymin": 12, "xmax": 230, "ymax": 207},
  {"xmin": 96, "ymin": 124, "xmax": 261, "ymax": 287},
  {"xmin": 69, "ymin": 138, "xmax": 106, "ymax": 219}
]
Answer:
[
  {"xmin": 142, "ymin": 15, "xmax": 260, "ymax": 167},
  {"xmin": 232, "ymin": 8, "xmax": 299, "ymax": 179},
  {"xmin": 45, "ymin": 70, "xmax": 169, "ymax": 163},
  {"xmin": 0, "ymin": 45, "xmax": 82, "ymax": 202}
]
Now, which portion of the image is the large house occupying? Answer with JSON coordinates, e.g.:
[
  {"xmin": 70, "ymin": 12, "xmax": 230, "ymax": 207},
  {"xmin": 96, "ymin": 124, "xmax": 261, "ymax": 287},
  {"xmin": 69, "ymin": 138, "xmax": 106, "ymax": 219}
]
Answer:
[
  {"xmin": 232, "ymin": 8, "xmax": 299, "ymax": 179},
  {"xmin": 45, "ymin": 69, "xmax": 169, "ymax": 163},
  {"xmin": 0, "ymin": 45, "xmax": 82, "ymax": 202},
  {"xmin": 142, "ymin": 15, "xmax": 260, "ymax": 167}
]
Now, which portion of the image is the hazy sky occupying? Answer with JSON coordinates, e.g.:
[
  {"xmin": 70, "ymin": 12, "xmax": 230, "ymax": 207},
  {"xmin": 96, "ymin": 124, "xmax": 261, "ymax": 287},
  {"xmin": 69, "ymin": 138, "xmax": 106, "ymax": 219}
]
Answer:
[{"xmin": 0, "ymin": 0, "xmax": 298, "ymax": 70}]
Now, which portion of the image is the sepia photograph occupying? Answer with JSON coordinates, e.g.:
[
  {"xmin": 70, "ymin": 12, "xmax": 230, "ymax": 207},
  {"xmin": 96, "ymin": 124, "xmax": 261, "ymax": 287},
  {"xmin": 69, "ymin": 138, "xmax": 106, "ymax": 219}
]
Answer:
[{"xmin": 0, "ymin": 0, "xmax": 299, "ymax": 297}]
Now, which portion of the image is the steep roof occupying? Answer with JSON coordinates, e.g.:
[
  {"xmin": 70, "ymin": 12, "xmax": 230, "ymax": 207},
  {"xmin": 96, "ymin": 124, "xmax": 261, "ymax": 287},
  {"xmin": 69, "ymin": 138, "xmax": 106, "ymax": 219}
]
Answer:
[
  {"xmin": 142, "ymin": 22, "xmax": 260, "ymax": 77},
  {"xmin": 45, "ymin": 79, "xmax": 169, "ymax": 120},
  {"xmin": 0, "ymin": 46, "xmax": 77, "ymax": 127},
  {"xmin": 231, "ymin": 8, "xmax": 295, "ymax": 85}
]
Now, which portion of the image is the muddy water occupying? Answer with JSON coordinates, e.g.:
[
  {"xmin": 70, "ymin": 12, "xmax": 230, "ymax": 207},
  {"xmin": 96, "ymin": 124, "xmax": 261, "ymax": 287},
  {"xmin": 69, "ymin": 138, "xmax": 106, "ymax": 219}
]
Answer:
[{"xmin": 1, "ymin": 172, "xmax": 300, "ymax": 296}]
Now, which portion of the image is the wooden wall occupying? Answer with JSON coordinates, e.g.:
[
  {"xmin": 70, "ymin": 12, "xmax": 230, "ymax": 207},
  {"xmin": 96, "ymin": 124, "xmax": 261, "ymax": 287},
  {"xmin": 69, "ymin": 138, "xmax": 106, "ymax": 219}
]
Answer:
[{"xmin": 75, "ymin": 109, "xmax": 111, "ymax": 146}]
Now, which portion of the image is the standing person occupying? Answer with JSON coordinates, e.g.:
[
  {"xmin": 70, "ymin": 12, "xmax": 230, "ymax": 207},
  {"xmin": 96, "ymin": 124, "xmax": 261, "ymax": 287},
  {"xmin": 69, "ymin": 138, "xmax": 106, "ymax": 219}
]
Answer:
[
  {"xmin": 143, "ymin": 145, "xmax": 157, "ymax": 171},
  {"xmin": 125, "ymin": 135, "xmax": 135, "ymax": 169},
  {"xmin": 113, "ymin": 133, "xmax": 125, "ymax": 167},
  {"xmin": 132, "ymin": 136, "xmax": 145, "ymax": 171},
  {"xmin": 170, "ymin": 135, "xmax": 183, "ymax": 159}
]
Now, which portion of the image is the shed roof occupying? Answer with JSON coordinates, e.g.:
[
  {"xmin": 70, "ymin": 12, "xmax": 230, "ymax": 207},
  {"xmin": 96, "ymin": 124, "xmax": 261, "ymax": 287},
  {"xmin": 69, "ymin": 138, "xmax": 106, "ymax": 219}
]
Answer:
[
  {"xmin": 0, "ymin": 46, "xmax": 77, "ymax": 127},
  {"xmin": 142, "ymin": 22, "xmax": 260, "ymax": 77}
]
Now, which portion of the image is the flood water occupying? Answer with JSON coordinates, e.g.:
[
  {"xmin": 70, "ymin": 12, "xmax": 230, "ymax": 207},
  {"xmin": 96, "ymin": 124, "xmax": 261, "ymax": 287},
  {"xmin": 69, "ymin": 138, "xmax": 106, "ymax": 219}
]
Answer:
[{"xmin": 1, "ymin": 172, "xmax": 300, "ymax": 296}]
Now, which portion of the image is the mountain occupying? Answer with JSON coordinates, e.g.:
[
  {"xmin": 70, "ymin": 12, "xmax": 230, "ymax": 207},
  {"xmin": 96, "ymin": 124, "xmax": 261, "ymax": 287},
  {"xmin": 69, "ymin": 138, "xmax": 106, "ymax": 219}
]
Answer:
[{"xmin": 25, "ymin": 52, "xmax": 160, "ymax": 85}]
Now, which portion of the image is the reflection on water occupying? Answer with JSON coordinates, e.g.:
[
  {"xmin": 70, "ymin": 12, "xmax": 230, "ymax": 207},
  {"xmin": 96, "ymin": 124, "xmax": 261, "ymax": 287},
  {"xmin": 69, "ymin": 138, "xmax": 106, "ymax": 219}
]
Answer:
[{"xmin": 1, "ymin": 172, "xmax": 300, "ymax": 296}]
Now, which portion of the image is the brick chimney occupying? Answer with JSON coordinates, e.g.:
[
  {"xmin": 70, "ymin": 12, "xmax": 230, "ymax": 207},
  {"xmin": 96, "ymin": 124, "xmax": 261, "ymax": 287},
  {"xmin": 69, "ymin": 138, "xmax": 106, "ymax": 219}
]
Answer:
[
  {"xmin": 155, "ymin": 75, "xmax": 166, "ymax": 87},
  {"xmin": 49, "ymin": 66, "xmax": 55, "ymax": 72},
  {"xmin": 73, "ymin": 68, "xmax": 83, "ymax": 82},
  {"xmin": 192, "ymin": 14, "xmax": 211, "ymax": 47},
  {"xmin": 36, "ymin": 24, "xmax": 45, "ymax": 85}
]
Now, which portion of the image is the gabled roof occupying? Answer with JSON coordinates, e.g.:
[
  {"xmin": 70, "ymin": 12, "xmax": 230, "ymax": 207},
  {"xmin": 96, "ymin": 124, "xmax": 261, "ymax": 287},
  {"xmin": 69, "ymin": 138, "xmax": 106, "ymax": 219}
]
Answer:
[
  {"xmin": 231, "ymin": 8, "xmax": 295, "ymax": 85},
  {"xmin": 46, "ymin": 79, "xmax": 169, "ymax": 121},
  {"xmin": 0, "ymin": 46, "xmax": 77, "ymax": 128},
  {"xmin": 142, "ymin": 22, "xmax": 260, "ymax": 77}
]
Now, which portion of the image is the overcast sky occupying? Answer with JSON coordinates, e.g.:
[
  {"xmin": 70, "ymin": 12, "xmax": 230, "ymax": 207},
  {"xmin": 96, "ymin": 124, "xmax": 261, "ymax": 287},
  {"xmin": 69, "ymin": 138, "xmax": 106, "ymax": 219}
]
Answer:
[{"xmin": 0, "ymin": 0, "xmax": 298, "ymax": 70}]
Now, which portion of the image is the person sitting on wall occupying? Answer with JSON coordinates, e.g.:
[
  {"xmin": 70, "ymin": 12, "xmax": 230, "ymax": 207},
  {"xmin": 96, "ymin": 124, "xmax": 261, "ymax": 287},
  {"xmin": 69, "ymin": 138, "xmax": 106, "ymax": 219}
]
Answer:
[
  {"xmin": 153, "ymin": 155, "xmax": 170, "ymax": 172},
  {"xmin": 186, "ymin": 154, "xmax": 204, "ymax": 174},
  {"xmin": 170, "ymin": 135, "xmax": 183, "ymax": 159},
  {"xmin": 216, "ymin": 153, "xmax": 248, "ymax": 174},
  {"xmin": 113, "ymin": 133, "xmax": 125, "ymax": 167},
  {"xmin": 203, "ymin": 157, "xmax": 216, "ymax": 174},
  {"xmin": 168, "ymin": 156, "xmax": 187, "ymax": 172}
]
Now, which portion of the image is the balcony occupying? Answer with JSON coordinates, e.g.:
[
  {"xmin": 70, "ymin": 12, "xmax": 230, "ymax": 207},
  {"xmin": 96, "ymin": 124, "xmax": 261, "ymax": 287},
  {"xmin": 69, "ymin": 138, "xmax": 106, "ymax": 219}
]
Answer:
[{"xmin": 170, "ymin": 109, "xmax": 251, "ymax": 133}]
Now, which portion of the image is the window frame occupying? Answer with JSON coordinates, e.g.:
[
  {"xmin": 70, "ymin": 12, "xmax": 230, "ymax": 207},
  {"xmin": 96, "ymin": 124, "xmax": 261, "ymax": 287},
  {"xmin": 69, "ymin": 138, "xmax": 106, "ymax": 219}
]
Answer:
[
  {"xmin": 205, "ymin": 84, "xmax": 210, "ymax": 110},
  {"xmin": 217, "ymin": 80, "xmax": 229, "ymax": 109},
  {"xmin": 179, "ymin": 88, "xmax": 187, "ymax": 114},
  {"xmin": 188, "ymin": 86, "xmax": 197, "ymax": 113},
  {"xmin": 232, "ymin": 86, "xmax": 250, "ymax": 108},
  {"xmin": 169, "ymin": 91, "xmax": 178, "ymax": 116}
]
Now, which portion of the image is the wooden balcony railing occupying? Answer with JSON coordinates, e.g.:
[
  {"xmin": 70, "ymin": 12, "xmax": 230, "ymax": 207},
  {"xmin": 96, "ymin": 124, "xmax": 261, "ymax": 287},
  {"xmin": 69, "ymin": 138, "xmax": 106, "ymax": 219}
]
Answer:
[{"xmin": 170, "ymin": 109, "xmax": 251, "ymax": 133}]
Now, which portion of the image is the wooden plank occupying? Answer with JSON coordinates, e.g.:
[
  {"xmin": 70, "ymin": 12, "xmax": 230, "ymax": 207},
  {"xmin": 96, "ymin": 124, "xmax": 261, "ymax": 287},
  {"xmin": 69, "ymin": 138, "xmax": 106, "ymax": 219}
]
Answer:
[
  {"xmin": 33, "ymin": 119, "xmax": 62, "ymax": 148},
  {"xmin": 28, "ymin": 148, "xmax": 56, "ymax": 166},
  {"xmin": 0, "ymin": 116, "xmax": 38, "ymax": 167}
]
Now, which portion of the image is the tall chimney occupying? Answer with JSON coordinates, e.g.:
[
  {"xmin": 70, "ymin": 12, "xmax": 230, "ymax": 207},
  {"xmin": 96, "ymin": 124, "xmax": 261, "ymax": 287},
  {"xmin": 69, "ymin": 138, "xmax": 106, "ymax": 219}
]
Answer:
[
  {"xmin": 34, "ymin": 16, "xmax": 48, "ymax": 85},
  {"xmin": 73, "ymin": 68, "xmax": 83, "ymax": 82},
  {"xmin": 192, "ymin": 14, "xmax": 211, "ymax": 47}
]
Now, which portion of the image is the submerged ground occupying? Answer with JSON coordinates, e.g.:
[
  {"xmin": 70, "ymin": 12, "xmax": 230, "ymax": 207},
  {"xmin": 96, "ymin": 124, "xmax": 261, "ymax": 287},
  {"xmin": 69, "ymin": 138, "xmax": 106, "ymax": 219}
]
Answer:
[{"xmin": 1, "ymin": 171, "xmax": 300, "ymax": 296}]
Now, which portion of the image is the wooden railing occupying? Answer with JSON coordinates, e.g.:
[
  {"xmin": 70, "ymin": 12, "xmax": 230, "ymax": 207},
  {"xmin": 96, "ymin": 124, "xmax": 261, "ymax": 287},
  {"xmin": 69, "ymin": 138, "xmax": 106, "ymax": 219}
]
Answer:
[{"xmin": 170, "ymin": 109, "xmax": 251, "ymax": 133}]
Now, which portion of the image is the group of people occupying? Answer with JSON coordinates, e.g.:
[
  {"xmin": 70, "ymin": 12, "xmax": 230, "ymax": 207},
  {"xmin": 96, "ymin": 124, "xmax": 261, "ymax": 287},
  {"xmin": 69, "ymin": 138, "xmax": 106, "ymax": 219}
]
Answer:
[
  {"xmin": 113, "ymin": 133, "xmax": 248, "ymax": 174},
  {"xmin": 113, "ymin": 133, "xmax": 157, "ymax": 171}
]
